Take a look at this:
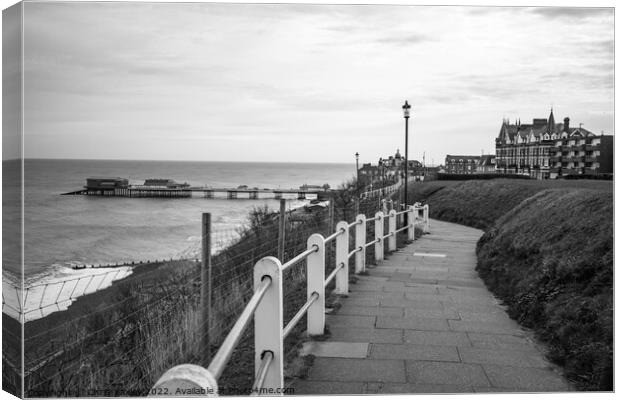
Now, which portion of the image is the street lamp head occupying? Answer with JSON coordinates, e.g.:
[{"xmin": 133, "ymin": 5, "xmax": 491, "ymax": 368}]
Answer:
[
  {"xmin": 355, "ymin": 152, "xmax": 359, "ymax": 160},
  {"xmin": 402, "ymin": 100, "xmax": 411, "ymax": 118}
]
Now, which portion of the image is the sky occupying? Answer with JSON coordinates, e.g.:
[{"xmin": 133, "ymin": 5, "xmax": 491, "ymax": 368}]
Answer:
[{"xmin": 3, "ymin": 1, "xmax": 615, "ymax": 165}]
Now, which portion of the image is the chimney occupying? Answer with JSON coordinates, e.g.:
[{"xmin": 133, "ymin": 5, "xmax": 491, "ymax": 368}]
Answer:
[{"xmin": 563, "ymin": 117, "xmax": 570, "ymax": 133}]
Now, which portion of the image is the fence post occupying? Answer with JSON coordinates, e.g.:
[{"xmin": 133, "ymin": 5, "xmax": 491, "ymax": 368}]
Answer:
[
  {"xmin": 374, "ymin": 212, "xmax": 384, "ymax": 263},
  {"xmin": 354, "ymin": 214, "xmax": 366, "ymax": 274},
  {"xmin": 328, "ymin": 197, "xmax": 335, "ymax": 234},
  {"xmin": 388, "ymin": 209, "xmax": 397, "ymax": 252},
  {"xmin": 201, "ymin": 213, "xmax": 212, "ymax": 366},
  {"xmin": 253, "ymin": 257, "xmax": 284, "ymax": 390},
  {"xmin": 335, "ymin": 221, "xmax": 349, "ymax": 295},
  {"xmin": 278, "ymin": 199, "xmax": 286, "ymax": 261},
  {"xmin": 307, "ymin": 234, "xmax": 326, "ymax": 335},
  {"xmin": 424, "ymin": 204, "xmax": 430, "ymax": 233},
  {"xmin": 407, "ymin": 206, "xmax": 415, "ymax": 241}
]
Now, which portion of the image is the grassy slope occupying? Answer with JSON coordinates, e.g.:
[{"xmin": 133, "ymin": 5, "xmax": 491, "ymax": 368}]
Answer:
[
  {"xmin": 407, "ymin": 179, "xmax": 612, "ymax": 230},
  {"xmin": 405, "ymin": 179, "xmax": 613, "ymax": 391}
]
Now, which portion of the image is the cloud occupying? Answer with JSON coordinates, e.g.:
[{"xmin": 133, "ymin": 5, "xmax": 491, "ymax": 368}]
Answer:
[
  {"xmin": 375, "ymin": 33, "xmax": 436, "ymax": 46},
  {"xmin": 528, "ymin": 7, "xmax": 613, "ymax": 20}
]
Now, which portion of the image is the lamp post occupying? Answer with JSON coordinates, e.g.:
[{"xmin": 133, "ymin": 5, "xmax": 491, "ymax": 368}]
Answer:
[
  {"xmin": 355, "ymin": 152, "xmax": 360, "ymax": 187},
  {"xmin": 402, "ymin": 101, "xmax": 411, "ymax": 235}
]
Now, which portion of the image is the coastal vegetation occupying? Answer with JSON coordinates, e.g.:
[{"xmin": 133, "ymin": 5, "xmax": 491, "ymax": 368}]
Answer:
[{"xmin": 403, "ymin": 178, "xmax": 613, "ymax": 390}]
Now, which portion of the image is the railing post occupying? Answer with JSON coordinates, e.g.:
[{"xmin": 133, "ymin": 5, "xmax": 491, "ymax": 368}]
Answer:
[
  {"xmin": 388, "ymin": 210, "xmax": 396, "ymax": 252},
  {"xmin": 335, "ymin": 221, "xmax": 349, "ymax": 295},
  {"xmin": 423, "ymin": 204, "xmax": 430, "ymax": 233},
  {"xmin": 354, "ymin": 214, "xmax": 366, "ymax": 274},
  {"xmin": 253, "ymin": 257, "xmax": 284, "ymax": 391},
  {"xmin": 374, "ymin": 212, "xmax": 384, "ymax": 263},
  {"xmin": 407, "ymin": 206, "xmax": 415, "ymax": 241},
  {"xmin": 306, "ymin": 234, "xmax": 325, "ymax": 335}
]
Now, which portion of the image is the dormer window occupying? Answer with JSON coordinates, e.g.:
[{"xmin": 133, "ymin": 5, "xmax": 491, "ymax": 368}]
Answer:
[{"xmin": 544, "ymin": 134, "xmax": 549, "ymax": 140}]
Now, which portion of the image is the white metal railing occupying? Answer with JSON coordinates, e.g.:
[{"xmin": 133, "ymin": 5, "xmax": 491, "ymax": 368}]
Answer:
[
  {"xmin": 359, "ymin": 178, "xmax": 403, "ymax": 199},
  {"xmin": 152, "ymin": 203, "xmax": 430, "ymax": 396}
]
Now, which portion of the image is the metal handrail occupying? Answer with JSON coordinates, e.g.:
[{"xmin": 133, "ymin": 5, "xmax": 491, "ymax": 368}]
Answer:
[
  {"xmin": 282, "ymin": 292, "xmax": 319, "ymax": 339},
  {"xmin": 395, "ymin": 224, "xmax": 412, "ymax": 234},
  {"xmin": 251, "ymin": 351, "xmax": 274, "ymax": 395},
  {"xmin": 281, "ymin": 244, "xmax": 319, "ymax": 271},
  {"xmin": 348, "ymin": 247, "xmax": 363, "ymax": 259},
  {"xmin": 324, "ymin": 263, "xmax": 344, "ymax": 288},
  {"xmin": 348, "ymin": 220, "xmax": 362, "ymax": 228},
  {"xmin": 208, "ymin": 276, "xmax": 272, "ymax": 379},
  {"xmin": 364, "ymin": 238, "xmax": 380, "ymax": 248},
  {"xmin": 395, "ymin": 209, "xmax": 408, "ymax": 216},
  {"xmin": 323, "ymin": 227, "xmax": 346, "ymax": 244},
  {"xmin": 382, "ymin": 232, "xmax": 393, "ymax": 239},
  {"xmin": 366, "ymin": 215, "xmax": 382, "ymax": 222}
]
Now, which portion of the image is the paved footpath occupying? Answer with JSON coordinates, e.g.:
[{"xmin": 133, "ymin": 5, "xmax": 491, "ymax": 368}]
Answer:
[{"xmin": 293, "ymin": 219, "xmax": 572, "ymax": 394}]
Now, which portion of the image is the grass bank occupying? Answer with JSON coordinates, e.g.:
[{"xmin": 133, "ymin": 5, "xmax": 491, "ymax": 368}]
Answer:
[
  {"xmin": 404, "ymin": 179, "xmax": 612, "ymax": 230},
  {"xmin": 403, "ymin": 179, "xmax": 613, "ymax": 390}
]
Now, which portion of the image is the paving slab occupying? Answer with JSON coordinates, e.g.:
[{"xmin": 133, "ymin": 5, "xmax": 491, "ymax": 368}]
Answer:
[
  {"xmin": 325, "ymin": 314, "xmax": 375, "ymax": 328},
  {"xmin": 370, "ymin": 343, "xmax": 459, "ymax": 362},
  {"xmin": 466, "ymin": 332, "xmax": 536, "ymax": 350},
  {"xmin": 482, "ymin": 365, "xmax": 571, "ymax": 391},
  {"xmin": 458, "ymin": 347, "xmax": 549, "ymax": 368},
  {"xmin": 337, "ymin": 305, "xmax": 403, "ymax": 317},
  {"xmin": 377, "ymin": 316, "xmax": 450, "ymax": 331},
  {"xmin": 292, "ymin": 218, "xmax": 571, "ymax": 395},
  {"xmin": 365, "ymin": 382, "xmax": 474, "ymax": 393},
  {"xmin": 307, "ymin": 358, "xmax": 406, "ymax": 383},
  {"xmin": 405, "ymin": 307, "xmax": 459, "ymax": 319},
  {"xmin": 328, "ymin": 326, "xmax": 403, "ymax": 344},
  {"xmin": 405, "ymin": 360, "xmax": 491, "ymax": 387},
  {"xmin": 300, "ymin": 341, "xmax": 369, "ymax": 359},
  {"xmin": 293, "ymin": 380, "xmax": 365, "ymax": 394},
  {"xmin": 448, "ymin": 320, "xmax": 523, "ymax": 335},
  {"xmin": 404, "ymin": 330, "xmax": 472, "ymax": 347}
]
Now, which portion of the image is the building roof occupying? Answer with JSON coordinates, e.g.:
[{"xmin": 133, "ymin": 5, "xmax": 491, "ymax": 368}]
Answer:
[
  {"xmin": 445, "ymin": 155, "xmax": 481, "ymax": 161},
  {"xmin": 497, "ymin": 109, "xmax": 595, "ymax": 143},
  {"xmin": 477, "ymin": 155, "xmax": 495, "ymax": 167}
]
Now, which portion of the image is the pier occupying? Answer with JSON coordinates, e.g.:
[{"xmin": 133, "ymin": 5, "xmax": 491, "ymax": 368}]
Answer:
[{"xmin": 61, "ymin": 178, "xmax": 332, "ymax": 200}]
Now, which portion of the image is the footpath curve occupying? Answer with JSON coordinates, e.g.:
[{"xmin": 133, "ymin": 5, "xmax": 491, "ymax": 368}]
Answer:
[{"xmin": 292, "ymin": 219, "xmax": 572, "ymax": 394}]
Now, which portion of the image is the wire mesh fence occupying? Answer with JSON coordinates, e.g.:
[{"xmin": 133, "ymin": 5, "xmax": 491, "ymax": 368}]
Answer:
[{"xmin": 13, "ymin": 187, "xmax": 415, "ymax": 396}]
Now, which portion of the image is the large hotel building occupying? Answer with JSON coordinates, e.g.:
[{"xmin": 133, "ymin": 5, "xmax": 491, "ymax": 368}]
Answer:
[{"xmin": 495, "ymin": 109, "xmax": 613, "ymax": 179}]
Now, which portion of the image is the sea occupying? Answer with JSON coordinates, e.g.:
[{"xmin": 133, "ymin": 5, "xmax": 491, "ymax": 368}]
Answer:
[{"xmin": 2, "ymin": 159, "xmax": 355, "ymax": 319}]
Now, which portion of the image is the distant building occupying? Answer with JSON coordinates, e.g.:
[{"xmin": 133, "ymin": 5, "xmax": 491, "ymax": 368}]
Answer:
[
  {"xmin": 85, "ymin": 177, "xmax": 129, "ymax": 190},
  {"xmin": 444, "ymin": 155, "xmax": 481, "ymax": 174},
  {"xmin": 476, "ymin": 155, "xmax": 496, "ymax": 174},
  {"xmin": 549, "ymin": 134, "xmax": 613, "ymax": 178},
  {"xmin": 358, "ymin": 149, "xmax": 423, "ymax": 184},
  {"xmin": 495, "ymin": 108, "xmax": 613, "ymax": 179},
  {"xmin": 143, "ymin": 179, "xmax": 190, "ymax": 188}
]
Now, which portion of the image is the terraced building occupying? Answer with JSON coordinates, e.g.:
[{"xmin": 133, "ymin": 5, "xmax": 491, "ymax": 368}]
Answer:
[{"xmin": 495, "ymin": 109, "xmax": 613, "ymax": 179}]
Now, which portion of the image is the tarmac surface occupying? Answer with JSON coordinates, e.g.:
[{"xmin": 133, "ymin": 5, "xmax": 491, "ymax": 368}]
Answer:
[{"xmin": 292, "ymin": 219, "xmax": 572, "ymax": 394}]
